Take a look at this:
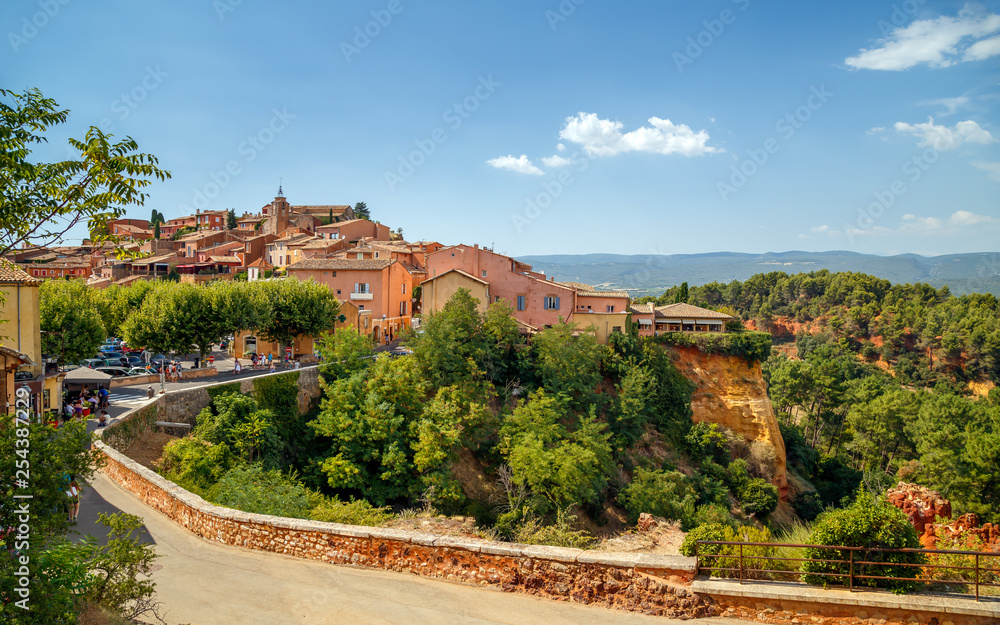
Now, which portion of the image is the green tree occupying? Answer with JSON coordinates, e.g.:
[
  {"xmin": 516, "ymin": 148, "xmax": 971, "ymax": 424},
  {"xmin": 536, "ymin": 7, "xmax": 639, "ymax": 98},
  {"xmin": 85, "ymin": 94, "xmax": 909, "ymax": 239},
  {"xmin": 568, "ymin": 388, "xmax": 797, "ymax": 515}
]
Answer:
[
  {"xmin": 152, "ymin": 220, "xmax": 160, "ymax": 240},
  {"xmin": 121, "ymin": 282, "xmax": 224, "ymax": 362},
  {"xmin": 803, "ymin": 489, "xmax": 926, "ymax": 593},
  {"xmin": 500, "ymin": 390, "xmax": 612, "ymax": 511},
  {"xmin": 226, "ymin": 208, "xmax": 237, "ymax": 230},
  {"xmin": 618, "ymin": 468, "xmax": 697, "ymax": 527},
  {"xmin": 675, "ymin": 281, "xmax": 689, "ymax": 303},
  {"xmin": 83, "ymin": 513, "xmax": 161, "ymax": 622},
  {"xmin": 408, "ymin": 288, "xmax": 489, "ymax": 388},
  {"xmin": 353, "ymin": 201, "xmax": 370, "ymax": 220},
  {"xmin": 0, "ymin": 88, "xmax": 170, "ymax": 257},
  {"xmin": 532, "ymin": 320, "xmax": 603, "ymax": 410},
  {"xmin": 310, "ymin": 355, "xmax": 429, "ymax": 505},
  {"xmin": 39, "ymin": 279, "xmax": 105, "ymax": 364},
  {"xmin": 316, "ymin": 328, "xmax": 373, "ymax": 381},
  {"xmin": 256, "ymin": 278, "xmax": 340, "ymax": 351}
]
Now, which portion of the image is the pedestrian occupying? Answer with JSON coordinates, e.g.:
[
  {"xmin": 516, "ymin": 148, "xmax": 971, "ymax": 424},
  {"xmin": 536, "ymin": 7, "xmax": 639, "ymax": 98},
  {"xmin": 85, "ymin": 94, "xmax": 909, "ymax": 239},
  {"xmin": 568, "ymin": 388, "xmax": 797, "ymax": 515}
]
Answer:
[
  {"xmin": 73, "ymin": 400, "xmax": 83, "ymax": 420},
  {"xmin": 67, "ymin": 476, "xmax": 80, "ymax": 524},
  {"xmin": 269, "ymin": 360, "xmax": 276, "ymax": 373},
  {"xmin": 146, "ymin": 385, "xmax": 155, "ymax": 400},
  {"xmin": 233, "ymin": 359, "xmax": 242, "ymax": 375},
  {"xmin": 267, "ymin": 352, "xmax": 273, "ymax": 367},
  {"xmin": 99, "ymin": 386, "xmax": 109, "ymax": 409},
  {"xmin": 98, "ymin": 410, "xmax": 108, "ymax": 427},
  {"xmin": 251, "ymin": 353, "xmax": 258, "ymax": 369},
  {"xmin": 63, "ymin": 401, "xmax": 73, "ymax": 422}
]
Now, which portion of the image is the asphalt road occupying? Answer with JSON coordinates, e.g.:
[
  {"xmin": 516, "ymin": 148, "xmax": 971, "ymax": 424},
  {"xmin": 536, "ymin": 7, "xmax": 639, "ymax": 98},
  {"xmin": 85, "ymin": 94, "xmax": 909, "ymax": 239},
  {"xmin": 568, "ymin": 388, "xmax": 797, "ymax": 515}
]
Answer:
[{"xmin": 87, "ymin": 472, "xmax": 751, "ymax": 625}]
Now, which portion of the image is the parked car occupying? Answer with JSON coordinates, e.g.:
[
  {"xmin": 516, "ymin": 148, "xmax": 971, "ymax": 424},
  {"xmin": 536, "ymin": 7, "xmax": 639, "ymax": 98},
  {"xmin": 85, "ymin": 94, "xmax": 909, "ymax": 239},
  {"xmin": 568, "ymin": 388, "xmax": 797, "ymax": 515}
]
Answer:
[
  {"xmin": 125, "ymin": 356, "xmax": 144, "ymax": 368},
  {"xmin": 95, "ymin": 366, "xmax": 132, "ymax": 377},
  {"xmin": 81, "ymin": 358, "xmax": 105, "ymax": 369},
  {"xmin": 126, "ymin": 367, "xmax": 153, "ymax": 376}
]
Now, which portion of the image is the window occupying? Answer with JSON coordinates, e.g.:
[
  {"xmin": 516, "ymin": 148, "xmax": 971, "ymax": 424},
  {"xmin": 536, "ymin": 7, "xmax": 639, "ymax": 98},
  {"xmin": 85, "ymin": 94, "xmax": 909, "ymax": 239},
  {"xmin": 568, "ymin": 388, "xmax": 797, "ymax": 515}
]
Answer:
[
  {"xmin": 401, "ymin": 283, "xmax": 406, "ymax": 294},
  {"xmin": 544, "ymin": 296, "xmax": 560, "ymax": 310},
  {"xmin": 354, "ymin": 283, "xmax": 371, "ymax": 293},
  {"xmin": 336, "ymin": 290, "xmax": 341, "ymax": 295},
  {"xmin": 494, "ymin": 296, "xmax": 500, "ymax": 303},
  {"xmin": 612, "ymin": 326, "xmax": 622, "ymax": 334},
  {"xmin": 359, "ymin": 305, "xmax": 364, "ymax": 310},
  {"xmin": 517, "ymin": 295, "xmax": 525, "ymax": 311},
  {"xmin": 482, "ymin": 270, "xmax": 487, "ymax": 278},
  {"xmin": 356, "ymin": 253, "xmax": 363, "ymax": 259},
  {"xmin": 332, "ymin": 271, "xmax": 336, "ymax": 277},
  {"xmin": 400, "ymin": 301, "xmax": 406, "ymax": 315},
  {"xmin": 606, "ymin": 305, "xmax": 615, "ymax": 312}
]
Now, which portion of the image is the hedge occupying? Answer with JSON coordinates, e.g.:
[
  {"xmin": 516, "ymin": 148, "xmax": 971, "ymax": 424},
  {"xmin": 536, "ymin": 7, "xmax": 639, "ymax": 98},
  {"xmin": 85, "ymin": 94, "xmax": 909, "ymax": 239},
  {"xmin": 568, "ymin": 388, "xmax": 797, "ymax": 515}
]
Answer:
[{"xmin": 653, "ymin": 332, "xmax": 772, "ymax": 363}]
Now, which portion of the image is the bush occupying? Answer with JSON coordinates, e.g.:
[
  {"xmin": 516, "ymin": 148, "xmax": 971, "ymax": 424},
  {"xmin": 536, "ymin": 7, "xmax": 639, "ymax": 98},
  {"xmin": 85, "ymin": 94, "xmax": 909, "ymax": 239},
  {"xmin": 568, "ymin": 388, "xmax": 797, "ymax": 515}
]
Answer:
[
  {"xmin": 618, "ymin": 468, "xmax": 697, "ymax": 529},
  {"xmin": 685, "ymin": 422, "xmax": 729, "ymax": 464},
  {"xmin": 159, "ymin": 437, "xmax": 233, "ymax": 496},
  {"xmin": 309, "ymin": 498, "xmax": 393, "ymax": 527},
  {"xmin": 738, "ymin": 478, "xmax": 779, "ymax": 518},
  {"xmin": 512, "ymin": 508, "xmax": 595, "ymax": 549},
  {"xmin": 791, "ymin": 490, "xmax": 824, "ymax": 521},
  {"xmin": 680, "ymin": 523, "xmax": 774, "ymax": 579},
  {"xmin": 802, "ymin": 489, "xmax": 926, "ymax": 593},
  {"xmin": 693, "ymin": 503, "xmax": 735, "ymax": 528},
  {"xmin": 207, "ymin": 464, "xmax": 312, "ymax": 519}
]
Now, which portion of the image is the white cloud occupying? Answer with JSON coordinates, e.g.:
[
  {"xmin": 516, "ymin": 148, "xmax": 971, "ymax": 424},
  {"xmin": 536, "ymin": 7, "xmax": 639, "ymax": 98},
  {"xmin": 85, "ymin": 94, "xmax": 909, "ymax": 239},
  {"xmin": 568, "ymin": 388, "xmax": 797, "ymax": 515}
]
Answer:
[
  {"xmin": 845, "ymin": 6, "xmax": 1000, "ymax": 70},
  {"xmin": 556, "ymin": 143, "xmax": 566, "ymax": 152},
  {"xmin": 949, "ymin": 210, "xmax": 997, "ymax": 225},
  {"xmin": 485, "ymin": 154, "xmax": 544, "ymax": 176},
  {"xmin": 811, "ymin": 224, "xmax": 830, "ymax": 233},
  {"xmin": 558, "ymin": 112, "xmax": 720, "ymax": 157},
  {"xmin": 972, "ymin": 160, "xmax": 1000, "ymax": 182},
  {"xmin": 919, "ymin": 96, "xmax": 969, "ymax": 116},
  {"xmin": 541, "ymin": 155, "xmax": 572, "ymax": 168},
  {"xmin": 891, "ymin": 117, "xmax": 996, "ymax": 150},
  {"xmin": 964, "ymin": 34, "xmax": 1000, "ymax": 60}
]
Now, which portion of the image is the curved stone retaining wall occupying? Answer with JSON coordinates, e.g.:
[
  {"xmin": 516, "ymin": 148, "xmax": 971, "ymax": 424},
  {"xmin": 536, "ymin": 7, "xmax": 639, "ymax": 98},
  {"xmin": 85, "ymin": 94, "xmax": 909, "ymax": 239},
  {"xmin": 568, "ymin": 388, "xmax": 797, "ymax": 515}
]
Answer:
[{"xmin": 96, "ymin": 371, "xmax": 708, "ymax": 619}]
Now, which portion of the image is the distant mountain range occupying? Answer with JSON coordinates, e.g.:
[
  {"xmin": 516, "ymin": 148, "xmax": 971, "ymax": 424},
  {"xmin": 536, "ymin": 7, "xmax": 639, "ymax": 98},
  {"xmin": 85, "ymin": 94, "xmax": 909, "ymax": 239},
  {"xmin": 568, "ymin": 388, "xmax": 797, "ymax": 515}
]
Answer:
[{"xmin": 515, "ymin": 251, "xmax": 1000, "ymax": 297}]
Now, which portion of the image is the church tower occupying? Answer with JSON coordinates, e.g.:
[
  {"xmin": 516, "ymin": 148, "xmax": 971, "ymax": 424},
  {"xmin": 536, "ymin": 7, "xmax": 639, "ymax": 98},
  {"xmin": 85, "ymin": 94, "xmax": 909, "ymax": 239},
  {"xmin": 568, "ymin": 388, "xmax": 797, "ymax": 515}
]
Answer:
[{"xmin": 265, "ymin": 183, "xmax": 290, "ymax": 235}]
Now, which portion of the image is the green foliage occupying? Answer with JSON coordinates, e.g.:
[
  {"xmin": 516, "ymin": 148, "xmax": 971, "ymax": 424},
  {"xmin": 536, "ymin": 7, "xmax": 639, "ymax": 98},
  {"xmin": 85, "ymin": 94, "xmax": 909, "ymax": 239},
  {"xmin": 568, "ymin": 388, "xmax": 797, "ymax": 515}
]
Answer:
[
  {"xmin": 500, "ymin": 390, "xmax": 612, "ymax": 511},
  {"xmin": 1, "ymin": 538, "xmax": 92, "ymax": 624},
  {"xmin": 170, "ymin": 225, "xmax": 195, "ymax": 240},
  {"xmin": 206, "ymin": 382, "xmax": 241, "ymax": 401},
  {"xmin": 511, "ymin": 508, "xmax": 595, "ymax": 549},
  {"xmin": 618, "ymin": 468, "xmax": 697, "ymax": 528},
  {"xmin": 803, "ymin": 489, "xmax": 926, "ymax": 593},
  {"xmin": 654, "ymin": 331, "xmax": 772, "ymax": 363},
  {"xmin": 256, "ymin": 278, "xmax": 339, "ymax": 348},
  {"xmin": 308, "ymin": 497, "xmax": 393, "ymax": 526},
  {"xmin": 208, "ymin": 464, "xmax": 313, "ymax": 518},
  {"xmin": 737, "ymin": 478, "xmax": 778, "ymax": 518},
  {"xmin": 681, "ymin": 523, "xmax": 774, "ymax": 579},
  {"xmin": 531, "ymin": 321, "xmax": 604, "ymax": 410},
  {"xmin": 39, "ymin": 279, "xmax": 105, "ymax": 364},
  {"xmin": 685, "ymin": 422, "xmax": 729, "ymax": 465},
  {"xmin": 353, "ymin": 201, "xmax": 370, "ymax": 220},
  {"xmin": 791, "ymin": 490, "xmax": 824, "ymax": 521},
  {"xmin": 310, "ymin": 355, "xmax": 429, "ymax": 505},
  {"xmin": 639, "ymin": 343, "xmax": 695, "ymax": 440},
  {"xmin": 159, "ymin": 438, "xmax": 233, "ymax": 496},
  {"xmin": 84, "ymin": 513, "xmax": 160, "ymax": 622},
  {"xmin": 317, "ymin": 329, "xmax": 373, "ymax": 381},
  {"xmin": 0, "ymin": 87, "xmax": 170, "ymax": 257}
]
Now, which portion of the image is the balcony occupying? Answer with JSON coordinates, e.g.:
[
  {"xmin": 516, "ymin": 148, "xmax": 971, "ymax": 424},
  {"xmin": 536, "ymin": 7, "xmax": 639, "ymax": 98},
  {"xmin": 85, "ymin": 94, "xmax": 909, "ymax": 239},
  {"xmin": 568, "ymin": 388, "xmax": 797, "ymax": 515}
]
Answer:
[{"xmin": 350, "ymin": 292, "xmax": 373, "ymax": 301}]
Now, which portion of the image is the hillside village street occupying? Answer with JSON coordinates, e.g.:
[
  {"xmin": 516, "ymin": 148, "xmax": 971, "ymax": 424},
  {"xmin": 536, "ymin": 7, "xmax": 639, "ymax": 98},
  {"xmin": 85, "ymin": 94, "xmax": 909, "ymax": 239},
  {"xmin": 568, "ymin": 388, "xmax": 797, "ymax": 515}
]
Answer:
[{"xmin": 74, "ymin": 368, "xmax": 754, "ymax": 625}]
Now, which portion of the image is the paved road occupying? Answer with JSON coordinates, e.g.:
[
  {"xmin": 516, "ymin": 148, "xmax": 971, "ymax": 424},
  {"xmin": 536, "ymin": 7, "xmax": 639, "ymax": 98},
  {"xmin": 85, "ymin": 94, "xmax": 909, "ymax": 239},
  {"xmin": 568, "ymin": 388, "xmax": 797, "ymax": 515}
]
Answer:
[{"xmin": 88, "ymin": 473, "xmax": 749, "ymax": 625}]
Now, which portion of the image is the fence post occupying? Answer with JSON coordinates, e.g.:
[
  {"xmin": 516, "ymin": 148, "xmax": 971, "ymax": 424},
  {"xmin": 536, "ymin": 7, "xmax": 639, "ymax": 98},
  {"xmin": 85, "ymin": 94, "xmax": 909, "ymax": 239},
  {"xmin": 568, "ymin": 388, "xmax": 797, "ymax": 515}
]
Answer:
[
  {"xmin": 975, "ymin": 552, "xmax": 980, "ymax": 602},
  {"xmin": 849, "ymin": 549, "xmax": 854, "ymax": 592},
  {"xmin": 739, "ymin": 543, "xmax": 744, "ymax": 585},
  {"xmin": 694, "ymin": 541, "xmax": 699, "ymax": 577}
]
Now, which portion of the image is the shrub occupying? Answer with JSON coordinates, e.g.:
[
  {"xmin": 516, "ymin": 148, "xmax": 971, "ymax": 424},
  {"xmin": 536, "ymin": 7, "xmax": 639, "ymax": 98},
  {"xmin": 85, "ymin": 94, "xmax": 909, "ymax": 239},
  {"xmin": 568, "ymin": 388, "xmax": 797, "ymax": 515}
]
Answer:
[
  {"xmin": 309, "ymin": 498, "xmax": 393, "ymax": 527},
  {"xmin": 207, "ymin": 464, "xmax": 312, "ymax": 519},
  {"xmin": 802, "ymin": 489, "xmax": 926, "ymax": 593},
  {"xmin": 685, "ymin": 422, "xmax": 729, "ymax": 464},
  {"xmin": 747, "ymin": 441, "xmax": 777, "ymax": 481},
  {"xmin": 618, "ymin": 468, "xmax": 697, "ymax": 529},
  {"xmin": 791, "ymin": 490, "xmax": 824, "ymax": 521},
  {"xmin": 739, "ymin": 478, "xmax": 779, "ymax": 518},
  {"xmin": 513, "ymin": 509, "xmax": 595, "ymax": 549},
  {"xmin": 159, "ymin": 437, "xmax": 233, "ymax": 496},
  {"xmin": 681, "ymin": 523, "xmax": 774, "ymax": 579},
  {"xmin": 693, "ymin": 503, "xmax": 735, "ymax": 528}
]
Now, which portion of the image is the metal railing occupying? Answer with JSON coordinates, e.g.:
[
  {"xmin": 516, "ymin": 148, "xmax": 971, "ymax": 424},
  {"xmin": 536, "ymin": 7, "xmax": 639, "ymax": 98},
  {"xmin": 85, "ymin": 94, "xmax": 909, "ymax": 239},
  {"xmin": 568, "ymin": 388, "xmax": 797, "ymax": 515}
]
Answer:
[{"xmin": 695, "ymin": 540, "xmax": 1000, "ymax": 601}]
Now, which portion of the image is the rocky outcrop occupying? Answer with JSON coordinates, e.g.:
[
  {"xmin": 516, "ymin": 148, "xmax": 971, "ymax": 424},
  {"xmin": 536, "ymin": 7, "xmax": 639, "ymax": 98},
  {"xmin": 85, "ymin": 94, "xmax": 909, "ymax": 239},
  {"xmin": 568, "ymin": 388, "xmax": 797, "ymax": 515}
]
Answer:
[
  {"xmin": 887, "ymin": 482, "xmax": 1000, "ymax": 551},
  {"xmin": 665, "ymin": 345, "xmax": 788, "ymax": 499}
]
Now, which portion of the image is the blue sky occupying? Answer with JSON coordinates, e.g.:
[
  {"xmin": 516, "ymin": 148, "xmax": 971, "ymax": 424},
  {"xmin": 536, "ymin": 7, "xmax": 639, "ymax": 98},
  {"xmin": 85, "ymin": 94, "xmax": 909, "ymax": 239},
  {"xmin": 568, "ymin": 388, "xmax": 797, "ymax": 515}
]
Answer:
[{"xmin": 3, "ymin": 0, "xmax": 999, "ymax": 256}]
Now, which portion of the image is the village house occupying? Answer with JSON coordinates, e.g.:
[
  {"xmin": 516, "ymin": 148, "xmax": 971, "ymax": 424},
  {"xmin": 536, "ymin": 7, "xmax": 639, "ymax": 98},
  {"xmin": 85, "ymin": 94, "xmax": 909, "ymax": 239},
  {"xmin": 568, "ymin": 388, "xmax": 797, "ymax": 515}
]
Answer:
[
  {"xmin": 0, "ymin": 263, "xmax": 62, "ymax": 420},
  {"xmin": 422, "ymin": 244, "xmax": 630, "ymax": 343},
  {"xmin": 286, "ymin": 257, "xmax": 418, "ymax": 344},
  {"xmin": 157, "ymin": 216, "xmax": 196, "ymax": 239},
  {"xmin": 315, "ymin": 218, "xmax": 390, "ymax": 243},
  {"xmin": 195, "ymin": 209, "xmax": 227, "ymax": 231}
]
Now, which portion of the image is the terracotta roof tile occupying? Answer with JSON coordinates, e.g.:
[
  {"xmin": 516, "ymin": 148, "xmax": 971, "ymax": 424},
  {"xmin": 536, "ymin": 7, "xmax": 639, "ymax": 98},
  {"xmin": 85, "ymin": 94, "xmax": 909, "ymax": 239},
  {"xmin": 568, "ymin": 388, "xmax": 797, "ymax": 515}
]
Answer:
[
  {"xmin": 654, "ymin": 303, "xmax": 733, "ymax": 320},
  {"xmin": 288, "ymin": 258, "xmax": 393, "ymax": 271},
  {"xmin": 0, "ymin": 262, "xmax": 41, "ymax": 284}
]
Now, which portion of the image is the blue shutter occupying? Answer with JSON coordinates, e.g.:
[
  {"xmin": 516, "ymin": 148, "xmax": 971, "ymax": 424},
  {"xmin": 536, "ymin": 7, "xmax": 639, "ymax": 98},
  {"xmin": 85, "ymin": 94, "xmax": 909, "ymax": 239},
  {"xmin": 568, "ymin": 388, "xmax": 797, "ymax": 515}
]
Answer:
[{"xmin": 555, "ymin": 296, "xmax": 560, "ymax": 310}]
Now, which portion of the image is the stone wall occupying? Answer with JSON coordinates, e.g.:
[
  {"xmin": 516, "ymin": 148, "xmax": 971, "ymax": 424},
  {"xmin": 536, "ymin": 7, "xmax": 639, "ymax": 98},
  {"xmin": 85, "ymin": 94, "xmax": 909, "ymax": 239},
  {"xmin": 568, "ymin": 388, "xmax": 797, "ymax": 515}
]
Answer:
[
  {"xmin": 96, "ymin": 367, "xmax": 710, "ymax": 618},
  {"xmin": 97, "ymin": 443, "xmax": 707, "ymax": 618}
]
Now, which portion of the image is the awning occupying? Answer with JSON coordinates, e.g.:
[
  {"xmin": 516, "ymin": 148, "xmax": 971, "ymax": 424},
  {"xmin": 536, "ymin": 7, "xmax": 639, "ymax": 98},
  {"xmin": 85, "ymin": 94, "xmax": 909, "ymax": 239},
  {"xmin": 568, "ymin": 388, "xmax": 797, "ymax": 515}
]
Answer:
[
  {"xmin": 63, "ymin": 367, "xmax": 113, "ymax": 384},
  {"xmin": 637, "ymin": 319, "xmax": 653, "ymax": 326}
]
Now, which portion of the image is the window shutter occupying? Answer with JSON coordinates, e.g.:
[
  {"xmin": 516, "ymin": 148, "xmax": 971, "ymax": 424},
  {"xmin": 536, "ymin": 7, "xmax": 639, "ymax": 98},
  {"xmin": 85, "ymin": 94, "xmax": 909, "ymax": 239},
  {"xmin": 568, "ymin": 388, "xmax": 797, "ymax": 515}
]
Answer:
[{"xmin": 555, "ymin": 297, "xmax": 560, "ymax": 310}]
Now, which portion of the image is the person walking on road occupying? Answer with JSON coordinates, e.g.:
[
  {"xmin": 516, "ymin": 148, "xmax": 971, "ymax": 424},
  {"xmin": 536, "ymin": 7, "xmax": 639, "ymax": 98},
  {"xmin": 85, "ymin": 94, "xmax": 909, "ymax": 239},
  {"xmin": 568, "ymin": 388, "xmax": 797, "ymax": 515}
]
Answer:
[{"xmin": 67, "ymin": 476, "xmax": 80, "ymax": 524}]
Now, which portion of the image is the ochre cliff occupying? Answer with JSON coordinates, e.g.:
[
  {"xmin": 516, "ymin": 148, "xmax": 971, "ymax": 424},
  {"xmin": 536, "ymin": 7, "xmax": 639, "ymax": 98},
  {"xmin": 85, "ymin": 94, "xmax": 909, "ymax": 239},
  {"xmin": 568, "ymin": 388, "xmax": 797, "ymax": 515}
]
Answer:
[{"xmin": 666, "ymin": 345, "xmax": 788, "ymax": 499}]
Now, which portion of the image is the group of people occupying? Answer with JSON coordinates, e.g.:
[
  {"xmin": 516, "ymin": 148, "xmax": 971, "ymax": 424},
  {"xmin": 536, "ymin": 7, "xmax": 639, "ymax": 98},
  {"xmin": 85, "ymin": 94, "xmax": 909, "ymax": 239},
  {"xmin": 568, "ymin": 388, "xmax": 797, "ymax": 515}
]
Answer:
[
  {"xmin": 63, "ymin": 384, "xmax": 110, "ymax": 427},
  {"xmin": 233, "ymin": 352, "xmax": 301, "ymax": 375}
]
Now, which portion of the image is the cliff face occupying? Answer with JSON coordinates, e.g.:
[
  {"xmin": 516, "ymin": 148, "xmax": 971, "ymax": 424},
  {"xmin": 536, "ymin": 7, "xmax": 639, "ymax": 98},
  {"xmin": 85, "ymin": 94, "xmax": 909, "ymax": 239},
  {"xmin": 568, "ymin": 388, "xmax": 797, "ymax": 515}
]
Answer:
[{"xmin": 666, "ymin": 345, "xmax": 788, "ymax": 499}]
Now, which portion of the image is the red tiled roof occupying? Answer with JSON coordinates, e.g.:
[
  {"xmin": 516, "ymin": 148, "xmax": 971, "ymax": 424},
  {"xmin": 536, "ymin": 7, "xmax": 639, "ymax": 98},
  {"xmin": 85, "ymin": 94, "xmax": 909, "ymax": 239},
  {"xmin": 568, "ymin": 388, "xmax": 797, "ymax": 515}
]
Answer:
[{"xmin": 654, "ymin": 303, "xmax": 733, "ymax": 320}]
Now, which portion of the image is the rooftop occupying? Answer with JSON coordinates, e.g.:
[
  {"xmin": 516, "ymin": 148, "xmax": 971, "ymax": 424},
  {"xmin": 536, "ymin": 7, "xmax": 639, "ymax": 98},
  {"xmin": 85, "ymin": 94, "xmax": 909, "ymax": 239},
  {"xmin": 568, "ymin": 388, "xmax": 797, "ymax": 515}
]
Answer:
[
  {"xmin": 288, "ymin": 258, "xmax": 393, "ymax": 271},
  {"xmin": 0, "ymin": 262, "xmax": 41, "ymax": 285},
  {"xmin": 654, "ymin": 303, "xmax": 734, "ymax": 320}
]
